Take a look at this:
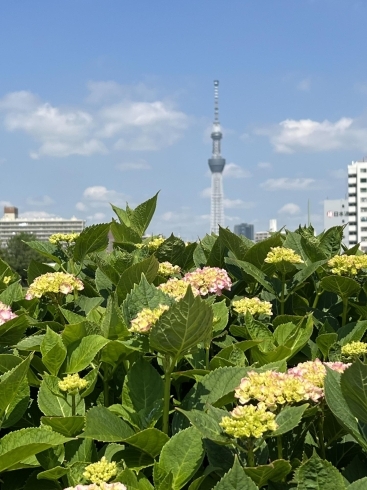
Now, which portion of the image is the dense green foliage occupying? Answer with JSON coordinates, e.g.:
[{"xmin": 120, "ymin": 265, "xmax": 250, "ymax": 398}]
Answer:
[{"xmin": 0, "ymin": 192, "xmax": 367, "ymax": 489}]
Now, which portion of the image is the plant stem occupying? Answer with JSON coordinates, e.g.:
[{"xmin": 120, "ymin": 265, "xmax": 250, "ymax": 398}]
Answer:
[
  {"xmin": 277, "ymin": 435, "xmax": 283, "ymax": 459},
  {"xmin": 247, "ymin": 439, "xmax": 255, "ymax": 467},
  {"xmin": 312, "ymin": 289, "xmax": 323, "ymax": 309},
  {"xmin": 280, "ymin": 273, "xmax": 285, "ymax": 316},
  {"xmin": 103, "ymin": 363, "xmax": 110, "ymax": 407},
  {"xmin": 342, "ymin": 297, "xmax": 348, "ymax": 327},
  {"xmin": 71, "ymin": 395, "xmax": 76, "ymax": 416},
  {"xmin": 162, "ymin": 355, "xmax": 173, "ymax": 435},
  {"xmin": 205, "ymin": 346, "xmax": 210, "ymax": 371},
  {"xmin": 318, "ymin": 410, "xmax": 326, "ymax": 459}
]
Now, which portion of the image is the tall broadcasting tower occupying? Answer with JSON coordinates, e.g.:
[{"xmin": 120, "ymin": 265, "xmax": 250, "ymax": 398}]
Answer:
[{"xmin": 208, "ymin": 80, "xmax": 226, "ymax": 234}]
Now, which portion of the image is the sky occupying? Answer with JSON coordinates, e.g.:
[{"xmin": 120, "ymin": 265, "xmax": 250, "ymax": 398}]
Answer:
[{"xmin": 1, "ymin": 0, "xmax": 367, "ymax": 240}]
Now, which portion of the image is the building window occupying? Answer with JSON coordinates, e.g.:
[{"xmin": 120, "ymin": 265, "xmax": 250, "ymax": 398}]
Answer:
[
  {"xmin": 342, "ymin": 204, "xmax": 345, "ymax": 208},
  {"xmin": 361, "ymin": 217, "xmax": 367, "ymax": 222},
  {"xmin": 361, "ymin": 188, "xmax": 367, "ymax": 192},
  {"xmin": 362, "ymin": 227, "xmax": 367, "ymax": 232},
  {"xmin": 362, "ymin": 198, "xmax": 367, "ymax": 202},
  {"xmin": 350, "ymin": 231, "xmax": 357, "ymax": 235},
  {"xmin": 349, "ymin": 193, "xmax": 356, "ymax": 197},
  {"xmin": 361, "ymin": 178, "xmax": 367, "ymax": 183},
  {"xmin": 361, "ymin": 208, "xmax": 367, "ymax": 212},
  {"xmin": 342, "ymin": 220, "xmax": 345, "ymax": 223},
  {"xmin": 361, "ymin": 168, "xmax": 367, "ymax": 173}
]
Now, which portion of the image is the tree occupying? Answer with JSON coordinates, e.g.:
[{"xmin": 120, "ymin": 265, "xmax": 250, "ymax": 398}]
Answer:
[{"xmin": 0, "ymin": 232, "xmax": 44, "ymax": 285}]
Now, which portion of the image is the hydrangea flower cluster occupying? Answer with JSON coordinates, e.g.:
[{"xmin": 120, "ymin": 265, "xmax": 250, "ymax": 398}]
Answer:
[
  {"xmin": 158, "ymin": 278, "xmax": 194, "ymax": 300},
  {"xmin": 235, "ymin": 360, "xmax": 350, "ymax": 410},
  {"xmin": 49, "ymin": 233, "xmax": 80, "ymax": 244},
  {"xmin": 183, "ymin": 267, "xmax": 232, "ymax": 296},
  {"xmin": 2, "ymin": 275, "xmax": 11, "ymax": 285},
  {"xmin": 0, "ymin": 301, "xmax": 17, "ymax": 325},
  {"xmin": 83, "ymin": 457, "xmax": 117, "ymax": 484},
  {"xmin": 130, "ymin": 304, "xmax": 169, "ymax": 333},
  {"xmin": 341, "ymin": 341, "xmax": 367, "ymax": 358},
  {"xmin": 328, "ymin": 254, "xmax": 367, "ymax": 276},
  {"xmin": 26, "ymin": 272, "xmax": 84, "ymax": 299},
  {"xmin": 158, "ymin": 261, "xmax": 181, "ymax": 277},
  {"xmin": 220, "ymin": 403, "xmax": 278, "ymax": 439},
  {"xmin": 264, "ymin": 247, "xmax": 304, "ymax": 265},
  {"xmin": 232, "ymin": 297, "xmax": 272, "ymax": 316},
  {"xmin": 64, "ymin": 485, "xmax": 127, "ymax": 490},
  {"xmin": 147, "ymin": 236, "xmax": 165, "ymax": 250},
  {"xmin": 58, "ymin": 374, "xmax": 88, "ymax": 394}
]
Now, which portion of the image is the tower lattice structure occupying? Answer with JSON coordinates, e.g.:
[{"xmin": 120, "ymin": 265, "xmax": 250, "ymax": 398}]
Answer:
[{"xmin": 208, "ymin": 80, "xmax": 226, "ymax": 234}]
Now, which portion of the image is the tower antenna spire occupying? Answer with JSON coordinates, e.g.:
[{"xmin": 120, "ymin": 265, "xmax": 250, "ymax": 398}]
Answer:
[{"xmin": 208, "ymin": 80, "xmax": 226, "ymax": 234}]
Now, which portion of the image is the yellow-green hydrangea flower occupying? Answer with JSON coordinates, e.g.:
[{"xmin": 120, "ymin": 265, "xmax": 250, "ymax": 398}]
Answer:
[
  {"xmin": 2, "ymin": 275, "xmax": 12, "ymax": 285},
  {"xmin": 58, "ymin": 373, "xmax": 88, "ymax": 394},
  {"xmin": 130, "ymin": 304, "xmax": 169, "ymax": 333},
  {"xmin": 341, "ymin": 341, "xmax": 367, "ymax": 358},
  {"xmin": 232, "ymin": 297, "xmax": 272, "ymax": 316},
  {"xmin": 264, "ymin": 247, "xmax": 304, "ymax": 265},
  {"xmin": 158, "ymin": 278, "xmax": 195, "ymax": 300},
  {"xmin": 49, "ymin": 233, "xmax": 80, "ymax": 244},
  {"xmin": 83, "ymin": 456, "xmax": 117, "ymax": 484},
  {"xmin": 147, "ymin": 236, "xmax": 165, "ymax": 250},
  {"xmin": 26, "ymin": 272, "xmax": 84, "ymax": 299},
  {"xmin": 328, "ymin": 254, "xmax": 367, "ymax": 276},
  {"xmin": 220, "ymin": 403, "xmax": 278, "ymax": 439},
  {"xmin": 64, "ymin": 484, "xmax": 127, "ymax": 490},
  {"xmin": 158, "ymin": 261, "xmax": 181, "ymax": 277}
]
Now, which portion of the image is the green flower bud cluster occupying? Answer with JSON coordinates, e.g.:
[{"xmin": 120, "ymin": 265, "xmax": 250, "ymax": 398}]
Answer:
[
  {"xmin": 130, "ymin": 304, "xmax": 169, "ymax": 333},
  {"xmin": 341, "ymin": 341, "xmax": 367, "ymax": 358},
  {"xmin": 58, "ymin": 373, "xmax": 88, "ymax": 394},
  {"xmin": 26, "ymin": 272, "xmax": 84, "ymax": 299},
  {"xmin": 232, "ymin": 297, "xmax": 272, "ymax": 316},
  {"xmin": 328, "ymin": 254, "xmax": 367, "ymax": 276},
  {"xmin": 49, "ymin": 233, "xmax": 80, "ymax": 244},
  {"xmin": 158, "ymin": 261, "xmax": 181, "ymax": 277},
  {"xmin": 264, "ymin": 247, "xmax": 304, "ymax": 265},
  {"xmin": 83, "ymin": 457, "xmax": 117, "ymax": 484},
  {"xmin": 220, "ymin": 403, "xmax": 278, "ymax": 439}
]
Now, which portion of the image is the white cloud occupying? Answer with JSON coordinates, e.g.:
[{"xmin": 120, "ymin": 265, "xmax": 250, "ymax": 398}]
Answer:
[
  {"xmin": 87, "ymin": 212, "xmax": 106, "ymax": 222},
  {"xmin": 83, "ymin": 185, "xmax": 128, "ymax": 206},
  {"xmin": 330, "ymin": 168, "xmax": 347, "ymax": 179},
  {"xmin": 223, "ymin": 199, "xmax": 255, "ymax": 209},
  {"xmin": 116, "ymin": 161, "xmax": 151, "ymax": 171},
  {"xmin": 0, "ymin": 84, "xmax": 189, "ymax": 158},
  {"xmin": 223, "ymin": 163, "xmax": 251, "ymax": 179},
  {"xmin": 200, "ymin": 187, "xmax": 212, "ymax": 199},
  {"xmin": 260, "ymin": 178, "xmax": 315, "ymax": 191},
  {"xmin": 76, "ymin": 202, "xmax": 87, "ymax": 211},
  {"xmin": 297, "ymin": 78, "xmax": 311, "ymax": 92},
  {"xmin": 19, "ymin": 211, "xmax": 58, "ymax": 219},
  {"xmin": 258, "ymin": 162, "xmax": 272, "ymax": 169},
  {"xmin": 278, "ymin": 203, "xmax": 301, "ymax": 215},
  {"xmin": 26, "ymin": 195, "xmax": 54, "ymax": 206},
  {"xmin": 258, "ymin": 117, "xmax": 367, "ymax": 154}
]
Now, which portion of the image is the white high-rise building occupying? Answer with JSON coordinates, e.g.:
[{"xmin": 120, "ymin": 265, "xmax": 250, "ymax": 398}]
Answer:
[
  {"xmin": 323, "ymin": 199, "xmax": 348, "ymax": 245},
  {"xmin": 348, "ymin": 159, "xmax": 367, "ymax": 250}
]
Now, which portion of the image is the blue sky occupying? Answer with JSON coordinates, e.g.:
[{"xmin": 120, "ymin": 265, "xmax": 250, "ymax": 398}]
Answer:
[{"xmin": 1, "ymin": 0, "xmax": 367, "ymax": 240}]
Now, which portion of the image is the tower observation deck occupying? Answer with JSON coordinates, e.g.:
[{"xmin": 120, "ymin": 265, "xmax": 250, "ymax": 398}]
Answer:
[{"xmin": 208, "ymin": 80, "xmax": 226, "ymax": 234}]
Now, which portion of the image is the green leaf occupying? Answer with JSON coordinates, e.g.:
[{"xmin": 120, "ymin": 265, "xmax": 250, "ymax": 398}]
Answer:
[
  {"xmin": 273, "ymin": 316, "xmax": 314, "ymax": 359},
  {"xmin": 338, "ymin": 320, "xmax": 367, "ymax": 346},
  {"xmin": 116, "ymin": 256, "xmax": 159, "ymax": 303},
  {"xmin": 316, "ymin": 333, "xmax": 338, "ymax": 358},
  {"xmin": 0, "ymin": 314, "xmax": 29, "ymax": 346},
  {"xmin": 26, "ymin": 241, "xmax": 61, "ymax": 264},
  {"xmin": 82, "ymin": 406, "xmax": 134, "ymax": 441},
  {"xmin": 209, "ymin": 340, "xmax": 260, "ymax": 369},
  {"xmin": 349, "ymin": 478, "xmax": 367, "ymax": 489},
  {"xmin": 291, "ymin": 259, "xmax": 328, "ymax": 289},
  {"xmin": 293, "ymin": 452, "xmax": 346, "ymax": 489},
  {"xmin": 218, "ymin": 226, "xmax": 253, "ymax": 260},
  {"xmin": 243, "ymin": 460, "xmax": 292, "ymax": 487},
  {"xmin": 38, "ymin": 375, "xmax": 84, "ymax": 416},
  {"xmin": 321, "ymin": 275, "xmax": 361, "ymax": 299},
  {"xmin": 150, "ymin": 287, "xmax": 213, "ymax": 358},
  {"xmin": 272, "ymin": 404, "xmax": 308, "ymax": 436},
  {"xmin": 0, "ymin": 281, "xmax": 24, "ymax": 304},
  {"xmin": 111, "ymin": 220, "xmax": 141, "ymax": 244},
  {"xmin": 243, "ymin": 233, "xmax": 282, "ymax": 270},
  {"xmin": 124, "ymin": 429, "xmax": 169, "ymax": 458},
  {"xmin": 213, "ymin": 457, "xmax": 258, "ymax": 489},
  {"xmin": 155, "ymin": 234, "xmax": 186, "ymax": 265},
  {"xmin": 27, "ymin": 260, "xmax": 55, "ymax": 284},
  {"xmin": 122, "ymin": 358, "xmax": 164, "ymax": 429},
  {"xmin": 101, "ymin": 295, "xmax": 129, "ymax": 340},
  {"xmin": 0, "ymin": 354, "xmax": 31, "ymax": 428},
  {"xmin": 41, "ymin": 416, "xmax": 85, "ymax": 437},
  {"xmin": 128, "ymin": 192, "xmax": 159, "ymax": 235},
  {"xmin": 177, "ymin": 406, "xmax": 231, "ymax": 444},
  {"xmin": 73, "ymin": 223, "xmax": 110, "ymax": 262},
  {"xmin": 65, "ymin": 335, "xmax": 109, "ymax": 373},
  {"xmin": 340, "ymin": 360, "xmax": 367, "ymax": 423},
  {"xmin": 159, "ymin": 427, "xmax": 204, "ymax": 490},
  {"xmin": 40, "ymin": 327, "xmax": 67, "ymax": 376},
  {"xmin": 225, "ymin": 258, "xmax": 275, "ymax": 293},
  {"xmin": 283, "ymin": 231, "xmax": 309, "ymax": 264},
  {"xmin": 324, "ymin": 368, "xmax": 367, "ymax": 451},
  {"xmin": 37, "ymin": 466, "xmax": 68, "ymax": 481},
  {"xmin": 122, "ymin": 274, "xmax": 172, "ymax": 325},
  {"xmin": 111, "ymin": 203, "xmax": 131, "ymax": 226},
  {"xmin": 212, "ymin": 300, "xmax": 229, "ymax": 336},
  {"xmin": 0, "ymin": 427, "xmax": 70, "ymax": 473}
]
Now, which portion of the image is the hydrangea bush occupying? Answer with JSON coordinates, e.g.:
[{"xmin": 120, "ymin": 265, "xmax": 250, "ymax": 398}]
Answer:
[{"xmin": 0, "ymin": 192, "xmax": 367, "ymax": 489}]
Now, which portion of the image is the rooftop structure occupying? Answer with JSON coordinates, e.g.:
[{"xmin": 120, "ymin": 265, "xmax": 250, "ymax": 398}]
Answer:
[
  {"xmin": 0, "ymin": 206, "xmax": 85, "ymax": 246},
  {"xmin": 208, "ymin": 80, "xmax": 226, "ymax": 234}
]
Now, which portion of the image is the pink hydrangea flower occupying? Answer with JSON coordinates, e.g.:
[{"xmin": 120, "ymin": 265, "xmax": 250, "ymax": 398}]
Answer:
[
  {"xmin": 0, "ymin": 301, "xmax": 17, "ymax": 325},
  {"xmin": 183, "ymin": 267, "xmax": 232, "ymax": 296}
]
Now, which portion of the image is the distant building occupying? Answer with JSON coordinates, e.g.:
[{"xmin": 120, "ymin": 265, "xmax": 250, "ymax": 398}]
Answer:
[
  {"xmin": 269, "ymin": 219, "xmax": 277, "ymax": 233},
  {"xmin": 234, "ymin": 223, "xmax": 254, "ymax": 240},
  {"xmin": 348, "ymin": 159, "xmax": 367, "ymax": 250},
  {"xmin": 255, "ymin": 231, "xmax": 270, "ymax": 243},
  {"xmin": 0, "ymin": 206, "xmax": 85, "ymax": 246},
  {"xmin": 323, "ymin": 199, "xmax": 349, "ymax": 245}
]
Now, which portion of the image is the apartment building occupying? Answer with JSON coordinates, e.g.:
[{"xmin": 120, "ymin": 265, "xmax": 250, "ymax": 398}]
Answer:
[{"xmin": 348, "ymin": 160, "xmax": 367, "ymax": 250}]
